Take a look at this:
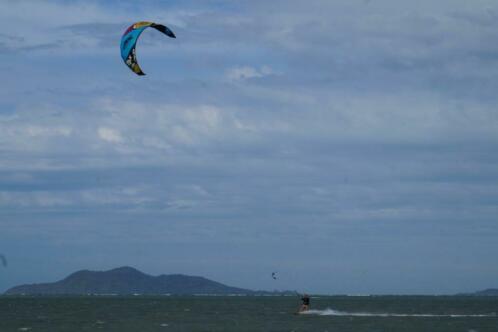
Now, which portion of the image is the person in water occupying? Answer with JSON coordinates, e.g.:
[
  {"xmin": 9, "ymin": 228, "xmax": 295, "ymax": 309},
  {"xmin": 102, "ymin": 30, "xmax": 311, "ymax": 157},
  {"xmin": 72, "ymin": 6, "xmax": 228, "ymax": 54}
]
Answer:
[{"xmin": 299, "ymin": 293, "xmax": 310, "ymax": 312}]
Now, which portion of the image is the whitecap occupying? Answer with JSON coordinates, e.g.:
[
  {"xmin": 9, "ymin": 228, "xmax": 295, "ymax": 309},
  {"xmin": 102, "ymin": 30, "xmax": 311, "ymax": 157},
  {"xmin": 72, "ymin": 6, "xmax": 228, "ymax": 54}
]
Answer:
[{"xmin": 301, "ymin": 308, "xmax": 496, "ymax": 318}]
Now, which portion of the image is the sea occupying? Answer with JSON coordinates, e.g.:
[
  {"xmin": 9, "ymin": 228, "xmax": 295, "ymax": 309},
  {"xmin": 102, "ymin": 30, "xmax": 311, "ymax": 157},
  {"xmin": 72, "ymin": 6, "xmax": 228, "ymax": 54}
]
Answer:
[{"xmin": 1, "ymin": 295, "xmax": 497, "ymax": 331}]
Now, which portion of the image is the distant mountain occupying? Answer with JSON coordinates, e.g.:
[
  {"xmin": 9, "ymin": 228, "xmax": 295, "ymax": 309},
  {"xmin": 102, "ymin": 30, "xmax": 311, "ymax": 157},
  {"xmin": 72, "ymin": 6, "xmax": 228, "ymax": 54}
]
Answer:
[
  {"xmin": 466, "ymin": 289, "xmax": 498, "ymax": 296},
  {"xmin": 4, "ymin": 266, "xmax": 259, "ymax": 295}
]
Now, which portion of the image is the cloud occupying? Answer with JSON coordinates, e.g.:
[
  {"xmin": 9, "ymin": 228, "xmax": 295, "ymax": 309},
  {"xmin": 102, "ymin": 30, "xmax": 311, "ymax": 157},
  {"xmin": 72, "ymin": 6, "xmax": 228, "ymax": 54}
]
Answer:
[
  {"xmin": 225, "ymin": 65, "xmax": 275, "ymax": 82},
  {"xmin": 98, "ymin": 127, "xmax": 123, "ymax": 143},
  {"xmin": 2, "ymin": 0, "xmax": 498, "ymax": 294},
  {"xmin": 0, "ymin": 1, "xmax": 191, "ymax": 54},
  {"xmin": 25, "ymin": 125, "xmax": 72, "ymax": 138}
]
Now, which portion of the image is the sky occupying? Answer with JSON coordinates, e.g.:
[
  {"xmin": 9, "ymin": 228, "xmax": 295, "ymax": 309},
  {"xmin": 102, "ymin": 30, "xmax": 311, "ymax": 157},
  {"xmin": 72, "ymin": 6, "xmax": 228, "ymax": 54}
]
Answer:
[{"xmin": 1, "ymin": 0, "xmax": 498, "ymax": 295}]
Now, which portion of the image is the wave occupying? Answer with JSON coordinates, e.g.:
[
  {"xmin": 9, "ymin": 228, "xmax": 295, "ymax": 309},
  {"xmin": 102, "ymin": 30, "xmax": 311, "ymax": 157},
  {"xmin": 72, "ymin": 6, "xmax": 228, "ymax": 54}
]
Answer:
[{"xmin": 300, "ymin": 308, "xmax": 496, "ymax": 318}]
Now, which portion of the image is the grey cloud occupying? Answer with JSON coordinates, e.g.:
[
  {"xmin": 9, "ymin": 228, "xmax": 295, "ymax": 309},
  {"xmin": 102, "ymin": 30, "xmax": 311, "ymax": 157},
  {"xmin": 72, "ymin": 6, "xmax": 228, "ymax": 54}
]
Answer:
[
  {"xmin": 0, "ymin": 33, "xmax": 25, "ymax": 43},
  {"xmin": 60, "ymin": 22, "xmax": 129, "ymax": 48},
  {"xmin": 0, "ymin": 33, "xmax": 59, "ymax": 53}
]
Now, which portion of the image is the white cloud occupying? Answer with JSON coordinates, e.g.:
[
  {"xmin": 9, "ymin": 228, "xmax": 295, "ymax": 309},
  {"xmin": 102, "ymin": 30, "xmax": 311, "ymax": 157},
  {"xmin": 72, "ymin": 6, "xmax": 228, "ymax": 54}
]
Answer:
[
  {"xmin": 0, "ymin": 191, "xmax": 72, "ymax": 208},
  {"xmin": 98, "ymin": 127, "xmax": 123, "ymax": 143},
  {"xmin": 225, "ymin": 65, "xmax": 275, "ymax": 82},
  {"xmin": 25, "ymin": 125, "xmax": 72, "ymax": 137}
]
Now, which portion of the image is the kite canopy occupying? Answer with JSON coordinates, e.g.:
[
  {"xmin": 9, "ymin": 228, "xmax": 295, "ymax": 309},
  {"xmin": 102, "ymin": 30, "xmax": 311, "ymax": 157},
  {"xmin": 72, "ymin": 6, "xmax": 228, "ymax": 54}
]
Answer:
[{"xmin": 120, "ymin": 21, "xmax": 176, "ymax": 76}]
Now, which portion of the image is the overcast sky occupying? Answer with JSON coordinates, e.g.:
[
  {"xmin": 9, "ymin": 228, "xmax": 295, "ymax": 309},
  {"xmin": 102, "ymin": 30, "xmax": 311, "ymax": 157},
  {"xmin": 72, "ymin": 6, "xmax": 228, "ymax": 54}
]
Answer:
[{"xmin": 1, "ymin": 0, "xmax": 498, "ymax": 295}]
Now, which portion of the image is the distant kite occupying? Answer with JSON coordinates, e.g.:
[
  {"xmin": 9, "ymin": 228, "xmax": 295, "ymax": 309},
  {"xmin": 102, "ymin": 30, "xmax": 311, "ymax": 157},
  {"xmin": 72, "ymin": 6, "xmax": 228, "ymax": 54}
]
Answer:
[
  {"xmin": 0, "ymin": 254, "xmax": 7, "ymax": 267},
  {"xmin": 272, "ymin": 272, "xmax": 277, "ymax": 280},
  {"xmin": 120, "ymin": 21, "xmax": 176, "ymax": 75}
]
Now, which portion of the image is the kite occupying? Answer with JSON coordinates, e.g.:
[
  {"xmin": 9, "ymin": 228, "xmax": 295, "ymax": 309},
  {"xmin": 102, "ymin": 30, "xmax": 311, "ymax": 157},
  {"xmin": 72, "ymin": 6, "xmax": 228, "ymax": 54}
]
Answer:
[
  {"xmin": 272, "ymin": 272, "xmax": 277, "ymax": 280},
  {"xmin": 120, "ymin": 21, "xmax": 176, "ymax": 75}
]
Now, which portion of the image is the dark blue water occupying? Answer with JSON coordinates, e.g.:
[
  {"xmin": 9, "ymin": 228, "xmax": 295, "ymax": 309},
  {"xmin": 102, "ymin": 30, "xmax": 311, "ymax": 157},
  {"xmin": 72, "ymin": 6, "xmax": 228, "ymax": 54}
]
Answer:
[{"xmin": 1, "ymin": 295, "xmax": 497, "ymax": 331}]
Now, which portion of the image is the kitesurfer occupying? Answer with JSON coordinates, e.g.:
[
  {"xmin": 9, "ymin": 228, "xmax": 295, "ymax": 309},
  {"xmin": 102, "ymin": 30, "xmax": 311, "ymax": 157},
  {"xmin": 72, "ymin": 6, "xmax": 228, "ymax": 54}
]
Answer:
[{"xmin": 299, "ymin": 293, "xmax": 310, "ymax": 312}]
